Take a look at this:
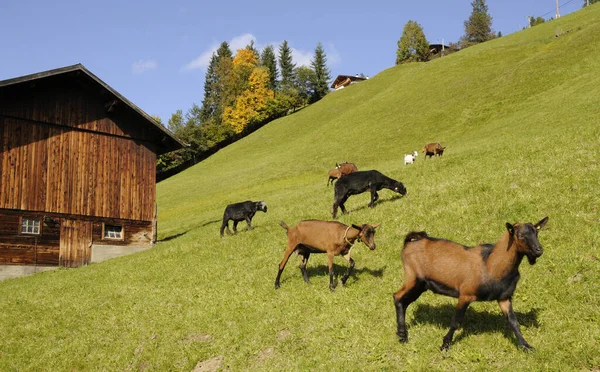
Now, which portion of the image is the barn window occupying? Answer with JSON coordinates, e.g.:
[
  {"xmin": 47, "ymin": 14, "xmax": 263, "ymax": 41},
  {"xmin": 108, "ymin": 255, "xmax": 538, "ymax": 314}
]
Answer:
[
  {"xmin": 21, "ymin": 218, "xmax": 41, "ymax": 235},
  {"xmin": 103, "ymin": 224, "xmax": 123, "ymax": 240}
]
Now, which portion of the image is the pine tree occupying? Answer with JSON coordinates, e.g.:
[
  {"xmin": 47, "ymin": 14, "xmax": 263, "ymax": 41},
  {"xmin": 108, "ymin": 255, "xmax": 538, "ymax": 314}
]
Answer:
[
  {"xmin": 310, "ymin": 42, "xmax": 331, "ymax": 103},
  {"xmin": 260, "ymin": 45, "xmax": 278, "ymax": 89},
  {"xmin": 462, "ymin": 0, "xmax": 493, "ymax": 46},
  {"xmin": 278, "ymin": 40, "xmax": 296, "ymax": 89},
  {"xmin": 396, "ymin": 20, "xmax": 431, "ymax": 64},
  {"xmin": 200, "ymin": 42, "xmax": 233, "ymax": 123},
  {"xmin": 246, "ymin": 40, "xmax": 259, "ymax": 60}
]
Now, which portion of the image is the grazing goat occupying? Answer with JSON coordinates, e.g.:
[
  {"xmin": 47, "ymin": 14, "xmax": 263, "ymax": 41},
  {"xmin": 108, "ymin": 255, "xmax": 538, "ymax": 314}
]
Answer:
[
  {"xmin": 219, "ymin": 201, "xmax": 267, "ymax": 237},
  {"xmin": 332, "ymin": 170, "xmax": 406, "ymax": 218},
  {"xmin": 422, "ymin": 143, "xmax": 446, "ymax": 159},
  {"xmin": 327, "ymin": 162, "xmax": 358, "ymax": 186},
  {"xmin": 404, "ymin": 153, "xmax": 417, "ymax": 165},
  {"xmin": 327, "ymin": 168, "xmax": 342, "ymax": 186},
  {"xmin": 275, "ymin": 220, "xmax": 380, "ymax": 291},
  {"xmin": 393, "ymin": 217, "xmax": 549, "ymax": 351}
]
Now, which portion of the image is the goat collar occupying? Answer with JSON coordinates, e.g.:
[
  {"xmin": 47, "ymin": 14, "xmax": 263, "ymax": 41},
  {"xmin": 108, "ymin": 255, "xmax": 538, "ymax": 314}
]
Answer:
[{"xmin": 344, "ymin": 226, "xmax": 359, "ymax": 246}]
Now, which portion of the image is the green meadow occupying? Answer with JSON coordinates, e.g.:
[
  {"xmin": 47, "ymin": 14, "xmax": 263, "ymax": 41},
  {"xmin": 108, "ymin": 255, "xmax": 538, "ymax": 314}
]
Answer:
[{"xmin": 1, "ymin": 6, "xmax": 600, "ymax": 371}]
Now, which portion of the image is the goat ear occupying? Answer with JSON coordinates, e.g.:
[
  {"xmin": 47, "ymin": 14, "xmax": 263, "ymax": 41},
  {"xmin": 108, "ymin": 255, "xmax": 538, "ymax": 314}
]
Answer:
[
  {"xmin": 371, "ymin": 223, "xmax": 381, "ymax": 229},
  {"xmin": 535, "ymin": 216, "xmax": 549, "ymax": 230},
  {"xmin": 505, "ymin": 222, "xmax": 515, "ymax": 235},
  {"xmin": 351, "ymin": 224, "xmax": 362, "ymax": 231}
]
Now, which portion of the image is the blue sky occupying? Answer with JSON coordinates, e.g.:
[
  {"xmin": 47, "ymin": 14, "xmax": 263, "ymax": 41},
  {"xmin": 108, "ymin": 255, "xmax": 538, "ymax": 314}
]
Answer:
[{"xmin": 0, "ymin": 0, "xmax": 583, "ymax": 124}]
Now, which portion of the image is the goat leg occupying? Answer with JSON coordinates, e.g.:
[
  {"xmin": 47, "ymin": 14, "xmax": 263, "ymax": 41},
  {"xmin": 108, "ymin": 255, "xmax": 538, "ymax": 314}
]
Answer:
[
  {"xmin": 393, "ymin": 280, "xmax": 426, "ymax": 343},
  {"xmin": 245, "ymin": 216, "xmax": 252, "ymax": 230},
  {"xmin": 219, "ymin": 221, "xmax": 228, "ymax": 238},
  {"xmin": 275, "ymin": 246, "xmax": 296, "ymax": 289},
  {"xmin": 341, "ymin": 256, "xmax": 355, "ymax": 285},
  {"xmin": 441, "ymin": 297, "xmax": 472, "ymax": 351},
  {"xmin": 369, "ymin": 188, "xmax": 379, "ymax": 208},
  {"xmin": 328, "ymin": 253, "xmax": 336, "ymax": 291},
  {"xmin": 498, "ymin": 299, "xmax": 534, "ymax": 351},
  {"xmin": 393, "ymin": 296, "xmax": 408, "ymax": 343},
  {"xmin": 299, "ymin": 252, "xmax": 311, "ymax": 284}
]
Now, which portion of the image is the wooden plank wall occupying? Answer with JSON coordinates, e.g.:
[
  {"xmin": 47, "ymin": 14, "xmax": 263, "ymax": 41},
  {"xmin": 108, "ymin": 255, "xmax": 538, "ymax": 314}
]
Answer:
[
  {"xmin": 0, "ymin": 210, "xmax": 60, "ymax": 265},
  {"xmin": 0, "ymin": 77, "xmax": 156, "ymax": 142},
  {"xmin": 91, "ymin": 219, "xmax": 153, "ymax": 247},
  {"xmin": 0, "ymin": 119, "xmax": 156, "ymax": 221},
  {"xmin": 0, "ymin": 210, "xmax": 153, "ymax": 266}
]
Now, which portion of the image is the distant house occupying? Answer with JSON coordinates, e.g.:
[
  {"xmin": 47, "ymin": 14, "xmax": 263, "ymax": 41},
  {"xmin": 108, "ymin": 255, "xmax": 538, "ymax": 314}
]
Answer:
[
  {"xmin": 429, "ymin": 44, "xmax": 451, "ymax": 56},
  {"xmin": 331, "ymin": 74, "xmax": 368, "ymax": 90},
  {"xmin": 0, "ymin": 64, "xmax": 185, "ymax": 280}
]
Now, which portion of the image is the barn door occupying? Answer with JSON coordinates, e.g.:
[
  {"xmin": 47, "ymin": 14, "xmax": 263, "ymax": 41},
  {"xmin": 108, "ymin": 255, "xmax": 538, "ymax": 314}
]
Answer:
[{"xmin": 59, "ymin": 219, "xmax": 92, "ymax": 268}]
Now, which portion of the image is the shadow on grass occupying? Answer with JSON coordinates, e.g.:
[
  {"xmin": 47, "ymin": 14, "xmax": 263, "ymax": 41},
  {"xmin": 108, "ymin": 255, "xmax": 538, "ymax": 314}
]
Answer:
[
  {"xmin": 202, "ymin": 219, "xmax": 222, "ymax": 227},
  {"xmin": 304, "ymin": 263, "xmax": 386, "ymax": 283},
  {"xmin": 343, "ymin": 194, "xmax": 405, "ymax": 215},
  {"xmin": 410, "ymin": 303, "xmax": 541, "ymax": 347},
  {"xmin": 159, "ymin": 231, "xmax": 189, "ymax": 242}
]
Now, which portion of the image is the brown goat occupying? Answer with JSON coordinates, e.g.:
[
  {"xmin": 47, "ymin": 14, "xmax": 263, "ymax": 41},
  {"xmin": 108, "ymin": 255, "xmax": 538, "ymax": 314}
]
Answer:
[
  {"xmin": 275, "ymin": 220, "xmax": 380, "ymax": 291},
  {"xmin": 327, "ymin": 162, "xmax": 358, "ymax": 186},
  {"xmin": 422, "ymin": 143, "xmax": 446, "ymax": 159},
  {"xmin": 337, "ymin": 162, "xmax": 358, "ymax": 174},
  {"xmin": 327, "ymin": 168, "xmax": 342, "ymax": 186},
  {"xmin": 393, "ymin": 217, "xmax": 549, "ymax": 351}
]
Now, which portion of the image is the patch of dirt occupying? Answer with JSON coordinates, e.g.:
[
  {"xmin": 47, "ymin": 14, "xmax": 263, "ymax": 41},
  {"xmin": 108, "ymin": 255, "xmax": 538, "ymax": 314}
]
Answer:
[
  {"xmin": 568, "ymin": 273, "xmax": 583, "ymax": 283},
  {"xmin": 257, "ymin": 347, "xmax": 274, "ymax": 362},
  {"xmin": 183, "ymin": 334, "xmax": 213, "ymax": 343},
  {"xmin": 277, "ymin": 330, "xmax": 291, "ymax": 342},
  {"xmin": 193, "ymin": 355, "xmax": 224, "ymax": 372}
]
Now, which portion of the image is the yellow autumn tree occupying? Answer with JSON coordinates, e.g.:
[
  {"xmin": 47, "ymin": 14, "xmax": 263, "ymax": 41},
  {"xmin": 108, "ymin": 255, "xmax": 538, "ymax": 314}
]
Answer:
[
  {"xmin": 232, "ymin": 47, "xmax": 258, "ymax": 95},
  {"xmin": 223, "ymin": 66, "xmax": 274, "ymax": 134}
]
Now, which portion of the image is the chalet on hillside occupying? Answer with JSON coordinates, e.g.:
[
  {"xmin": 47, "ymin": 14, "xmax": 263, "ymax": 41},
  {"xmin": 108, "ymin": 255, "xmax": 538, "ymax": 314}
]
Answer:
[
  {"xmin": 0, "ymin": 64, "xmax": 185, "ymax": 280},
  {"xmin": 331, "ymin": 74, "xmax": 368, "ymax": 90},
  {"xmin": 429, "ymin": 43, "xmax": 450, "ymax": 55}
]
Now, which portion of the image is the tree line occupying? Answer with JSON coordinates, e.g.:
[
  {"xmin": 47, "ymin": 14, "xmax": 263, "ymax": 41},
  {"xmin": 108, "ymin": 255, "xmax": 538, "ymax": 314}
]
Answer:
[
  {"xmin": 157, "ymin": 41, "xmax": 331, "ymax": 175},
  {"xmin": 395, "ymin": 0, "xmax": 569, "ymax": 65}
]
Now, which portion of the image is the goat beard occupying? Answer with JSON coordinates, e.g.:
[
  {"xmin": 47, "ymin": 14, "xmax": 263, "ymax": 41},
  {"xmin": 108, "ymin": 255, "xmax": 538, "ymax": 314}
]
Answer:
[{"xmin": 526, "ymin": 252, "xmax": 539, "ymax": 265}]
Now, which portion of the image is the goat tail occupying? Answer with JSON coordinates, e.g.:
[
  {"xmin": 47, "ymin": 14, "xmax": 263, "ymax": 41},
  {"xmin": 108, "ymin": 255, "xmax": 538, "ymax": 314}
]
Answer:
[
  {"xmin": 404, "ymin": 231, "xmax": 428, "ymax": 246},
  {"xmin": 279, "ymin": 220, "xmax": 290, "ymax": 232}
]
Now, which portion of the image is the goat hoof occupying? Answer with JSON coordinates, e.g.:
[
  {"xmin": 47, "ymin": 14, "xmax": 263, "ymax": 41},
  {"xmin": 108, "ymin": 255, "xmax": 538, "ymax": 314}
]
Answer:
[
  {"xmin": 274, "ymin": 283, "xmax": 280, "ymax": 289},
  {"xmin": 440, "ymin": 342, "xmax": 451, "ymax": 352},
  {"xmin": 519, "ymin": 344, "xmax": 535, "ymax": 352},
  {"xmin": 397, "ymin": 334, "xmax": 408, "ymax": 343}
]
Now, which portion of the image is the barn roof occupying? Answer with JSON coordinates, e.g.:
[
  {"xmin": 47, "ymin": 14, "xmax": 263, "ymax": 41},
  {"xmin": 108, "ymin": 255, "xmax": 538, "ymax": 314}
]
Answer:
[{"xmin": 0, "ymin": 64, "xmax": 186, "ymax": 154}]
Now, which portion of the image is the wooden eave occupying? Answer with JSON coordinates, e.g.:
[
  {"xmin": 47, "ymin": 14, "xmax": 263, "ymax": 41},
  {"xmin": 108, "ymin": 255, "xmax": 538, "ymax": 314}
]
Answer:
[
  {"xmin": 0, "ymin": 64, "xmax": 187, "ymax": 154},
  {"xmin": 330, "ymin": 75, "xmax": 367, "ymax": 89}
]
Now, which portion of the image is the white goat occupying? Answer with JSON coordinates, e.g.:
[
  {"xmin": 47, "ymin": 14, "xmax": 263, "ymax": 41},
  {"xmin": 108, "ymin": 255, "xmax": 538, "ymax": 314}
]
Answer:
[{"xmin": 404, "ymin": 151, "xmax": 418, "ymax": 165}]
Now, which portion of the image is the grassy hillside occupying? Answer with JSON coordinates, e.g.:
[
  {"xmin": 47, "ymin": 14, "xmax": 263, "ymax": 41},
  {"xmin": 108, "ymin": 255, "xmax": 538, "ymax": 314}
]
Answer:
[{"xmin": 2, "ymin": 6, "xmax": 599, "ymax": 371}]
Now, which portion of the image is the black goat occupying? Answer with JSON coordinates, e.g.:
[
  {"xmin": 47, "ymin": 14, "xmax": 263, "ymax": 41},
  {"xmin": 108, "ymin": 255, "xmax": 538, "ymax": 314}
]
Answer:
[
  {"xmin": 219, "ymin": 201, "xmax": 267, "ymax": 237},
  {"xmin": 332, "ymin": 170, "xmax": 406, "ymax": 218}
]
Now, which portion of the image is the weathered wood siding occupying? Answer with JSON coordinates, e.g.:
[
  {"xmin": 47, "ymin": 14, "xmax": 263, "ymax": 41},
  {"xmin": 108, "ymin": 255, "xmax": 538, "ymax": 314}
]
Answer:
[
  {"xmin": 0, "ymin": 210, "xmax": 60, "ymax": 265},
  {"xmin": 0, "ymin": 75, "xmax": 159, "ymax": 142},
  {"xmin": 0, "ymin": 210, "xmax": 152, "ymax": 266},
  {"xmin": 0, "ymin": 76, "xmax": 158, "ymax": 221},
  {"xmin": 0, "ymin": 118, "xmax": 156, "ymax": 221}
]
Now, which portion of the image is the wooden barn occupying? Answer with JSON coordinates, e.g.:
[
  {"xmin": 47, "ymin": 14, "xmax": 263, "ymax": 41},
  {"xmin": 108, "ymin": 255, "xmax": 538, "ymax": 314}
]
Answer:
[{"xmin": 0, "ymin": 64, "xmax": 185, "ymax": 280}]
